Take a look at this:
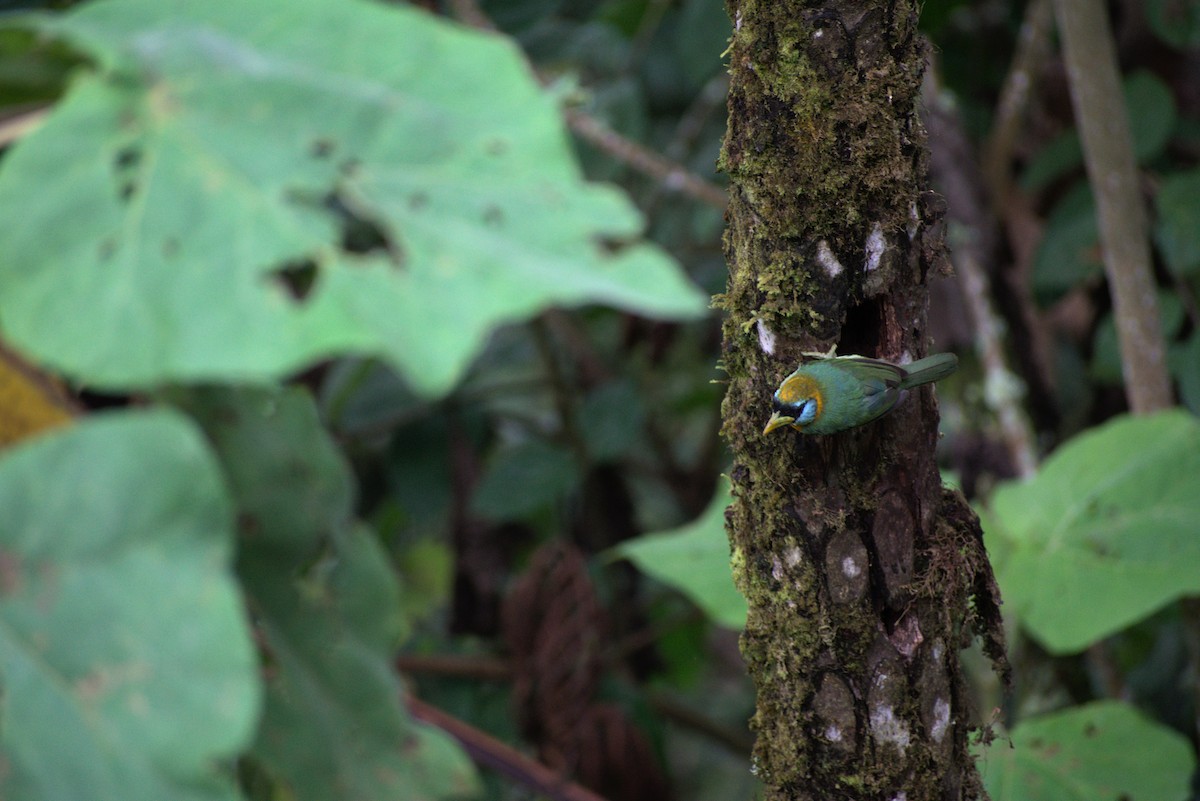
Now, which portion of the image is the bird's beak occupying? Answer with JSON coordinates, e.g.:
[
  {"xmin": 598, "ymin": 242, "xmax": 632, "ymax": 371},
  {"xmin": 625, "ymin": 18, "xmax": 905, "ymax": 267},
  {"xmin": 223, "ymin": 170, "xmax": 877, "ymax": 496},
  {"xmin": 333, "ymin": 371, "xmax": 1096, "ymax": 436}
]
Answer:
[{"xmin": 762, "ymin": 412, "xmax": 795, "ymax": 435}]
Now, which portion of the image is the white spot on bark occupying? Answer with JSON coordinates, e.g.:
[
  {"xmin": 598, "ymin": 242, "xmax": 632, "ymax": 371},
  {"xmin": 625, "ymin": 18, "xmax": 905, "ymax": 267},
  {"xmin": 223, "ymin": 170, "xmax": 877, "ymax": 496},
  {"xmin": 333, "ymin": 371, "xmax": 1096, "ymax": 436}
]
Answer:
[
  {"xmin": 757, "ymin": 319, "xmax": 777, "ymax": 355},
  {"xmin": 816, "ymin": 240, "xmax": 843, "ymax": 277},
  {"xmin": 931, "ymin": 640, "xmax": 945, "ymax": 663},
  {"xmin": 870, "ymin": 705, "xmax": 911, "ymax": 749},
  {"xmin": 864, "ymin": 223, "xmax": 886, "ymax": 272},
  {"xmin": 891, "ymin": 794, "xmax": 908, "ymax": 801},
  {"xmin": 907, "ymin": 201, "xmax": 920, "ymax": 239},
  {"xmin": 734, "ymin": 10, "xmax": 742, "ymax": 30},
  {"xmin": 813, "ymin": 28, "xmax": 823, "ymax": 38},
  {"xmin": 841, "ymin": 557, "xmax": 860, "ymax": 578},
  {"xmin": 824, "ymin": 725, "xmax": 842, "ymax": 742},
  {"xmin": 784, "ymin": 546, "xmax": 802, "ymax": 568},
  {"xmin": 771, "ymin": 555, "xmax": 784, "ymax": 581},
  {"xmin": 931, "ymin": 697, "xmax": 951, "ymax": 743}
]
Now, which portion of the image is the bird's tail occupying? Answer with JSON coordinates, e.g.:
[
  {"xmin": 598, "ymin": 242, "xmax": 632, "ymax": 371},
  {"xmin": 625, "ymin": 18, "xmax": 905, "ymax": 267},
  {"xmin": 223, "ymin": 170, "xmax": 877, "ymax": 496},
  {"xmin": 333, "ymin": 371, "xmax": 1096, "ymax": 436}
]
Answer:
[{"xmin": 899, "ymin": 353, "xmax": 958, "ymax": 388}]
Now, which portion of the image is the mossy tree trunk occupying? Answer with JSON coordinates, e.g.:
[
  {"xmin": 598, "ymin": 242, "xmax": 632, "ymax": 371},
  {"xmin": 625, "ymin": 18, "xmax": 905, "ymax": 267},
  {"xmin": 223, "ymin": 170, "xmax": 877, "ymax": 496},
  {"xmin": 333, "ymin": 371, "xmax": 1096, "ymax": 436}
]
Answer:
[{"xmin": 718, "ymin": 1, "xmax": 1007, "ymax": 799}]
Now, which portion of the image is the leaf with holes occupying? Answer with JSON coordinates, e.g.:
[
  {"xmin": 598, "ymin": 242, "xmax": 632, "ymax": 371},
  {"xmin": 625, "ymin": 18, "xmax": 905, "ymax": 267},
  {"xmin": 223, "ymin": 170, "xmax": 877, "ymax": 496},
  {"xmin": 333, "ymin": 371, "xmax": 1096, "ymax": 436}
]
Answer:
[
  {"xmin": 0, "ymin": 410, "xmax": 260, "ymax": 801},
  {"xmin": 982, "ymin": 410, "xmax": 1200, "ymax": 653},
  {"xmin": 0, "ymin": 0, "xmax": 707, "ymax": 395}
]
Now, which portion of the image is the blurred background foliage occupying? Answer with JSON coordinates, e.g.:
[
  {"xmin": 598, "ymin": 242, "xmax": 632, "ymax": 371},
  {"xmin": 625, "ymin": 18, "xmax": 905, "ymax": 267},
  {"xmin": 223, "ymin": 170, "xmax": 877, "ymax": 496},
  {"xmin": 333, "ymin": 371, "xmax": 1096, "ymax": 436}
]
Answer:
[{"xmin": 0, "ymin": 0, "xmax": 1199, "ymax": 799}]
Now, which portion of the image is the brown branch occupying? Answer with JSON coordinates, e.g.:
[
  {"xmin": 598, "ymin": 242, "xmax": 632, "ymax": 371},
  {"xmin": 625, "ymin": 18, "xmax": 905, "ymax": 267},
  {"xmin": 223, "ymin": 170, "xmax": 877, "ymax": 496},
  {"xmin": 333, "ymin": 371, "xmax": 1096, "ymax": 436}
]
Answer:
[
  {"xmin": 446, "ymin": 0, "xmax": 728, "ymax": 211},
  {"xmin": 976, "ymin": 0, "xmax": 1061, "ymax": 429},
  {"xmin": 665, "ymin": 74, "xmax": 730, "ymax": 165},
  {"xmin": 924, "ymin": 68, "xmax": 1039, "ymax": 478},
  {"xmin": 0, "ymin": 106, "xmax": 50, "ymax": 148},
  {"xmin": 981, "ymin": 0, "xmax": 1054, "ymax": 202},
  {"xmin": 407, "ymin": 695, "xmax": 612, "ymax": 801},
  {"xmin": 648, "ymin": 691, "xmax": 754, "ymax": 755},
  {"xmin": 395, "ymin": 653, "xmax": 511, "ymax": 681},
  {"xmin": 564, "ymin": 108, "xmax": 729, "ymax": 211},
  {"xmin": 956, "ymin": 246, "xmax": 1039, "ymax": 478},
  {"xmin": 1053, "ymin": 0, "xmax": 1173, "ymax": 413},
  {"xmin": 445, "ymin": 0, "xmax": 495, "ymax": 30}
]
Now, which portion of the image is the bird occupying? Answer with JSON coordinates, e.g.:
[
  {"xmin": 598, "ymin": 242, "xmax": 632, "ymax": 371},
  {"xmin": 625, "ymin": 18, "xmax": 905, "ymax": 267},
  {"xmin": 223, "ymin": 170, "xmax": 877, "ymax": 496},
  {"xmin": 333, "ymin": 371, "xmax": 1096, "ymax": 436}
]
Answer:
[{"xmin": 762, "ymin": 352, "xmax": 958, "ymax": 436}]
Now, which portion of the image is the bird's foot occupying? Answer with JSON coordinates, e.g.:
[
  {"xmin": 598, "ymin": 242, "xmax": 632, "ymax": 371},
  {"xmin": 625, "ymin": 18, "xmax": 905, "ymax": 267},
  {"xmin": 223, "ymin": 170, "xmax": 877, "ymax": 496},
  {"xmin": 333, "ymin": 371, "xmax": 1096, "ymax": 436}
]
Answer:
[{"xmin": 801, "ymin": 343, "xmax": 839, "ymax": 360}]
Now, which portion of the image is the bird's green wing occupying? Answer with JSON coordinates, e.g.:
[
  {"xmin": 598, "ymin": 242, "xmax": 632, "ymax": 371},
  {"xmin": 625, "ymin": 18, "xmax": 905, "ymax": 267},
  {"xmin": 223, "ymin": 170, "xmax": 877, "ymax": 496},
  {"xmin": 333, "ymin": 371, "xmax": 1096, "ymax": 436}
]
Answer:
[{"xmin": 833, "ymin": 356, "xmax": 904, "ymax": 419}]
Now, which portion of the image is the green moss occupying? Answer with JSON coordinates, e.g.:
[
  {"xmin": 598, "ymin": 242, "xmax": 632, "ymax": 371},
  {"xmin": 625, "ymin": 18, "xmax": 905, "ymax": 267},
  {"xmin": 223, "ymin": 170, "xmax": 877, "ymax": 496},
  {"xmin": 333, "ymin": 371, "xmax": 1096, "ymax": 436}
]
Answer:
[{"xmin": 718, "ymin": 0, "xmax": 999, "ymax": 796}]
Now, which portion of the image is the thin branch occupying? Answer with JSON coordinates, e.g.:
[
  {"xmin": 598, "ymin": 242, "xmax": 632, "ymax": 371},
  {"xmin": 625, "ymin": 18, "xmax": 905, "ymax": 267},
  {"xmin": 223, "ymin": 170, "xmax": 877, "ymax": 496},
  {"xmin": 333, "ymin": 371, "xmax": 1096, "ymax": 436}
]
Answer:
[
  {"xmin": 956, "ymin": 245, "xmax": 1039, "ymax": 479},
  {"xmin": 982, "ymin": 0, "xmax": 1054, "ymax": 201},
  {"xmin": 395, "ymin": 653, "xmax": 511, "ymax": 681},
  {"xmin": 924, "ymin": 68, "xmax": 1038, "ymax": 478},
  {"xmin": 0, "ymin": 106, "xmax": 50, "ymax": 148},
  {"xmin": 564, "ymin": 108, "xmax": 729, "ymax": 211},
  {"xmin": 977, "ymin": 0, "xmax": 1061, "ymax": 425},
  {"xmin": 664, "ymin": 74, "xmax": 730, "ymax": 165},
  {"xmin": 532, "ymin": 316, "xmax": 590, "ymax": 463},
  {"xmin": 1053, "ymin": 0, "xmax": 1173, "ymax": 413},
  {"xmin": 446, "ymin": 0, "xmax": 728, "ymax": 211},
  {"xmin": 445, "ymin": 0, "xmax": 495, "ymax": 30},
  {"xmin": 407, "ymin": 695, "xmax": 612, "ymax": 801},
  {"xmin": 648, "ymin": 691, "xmax": 754, "ymax": 755}
]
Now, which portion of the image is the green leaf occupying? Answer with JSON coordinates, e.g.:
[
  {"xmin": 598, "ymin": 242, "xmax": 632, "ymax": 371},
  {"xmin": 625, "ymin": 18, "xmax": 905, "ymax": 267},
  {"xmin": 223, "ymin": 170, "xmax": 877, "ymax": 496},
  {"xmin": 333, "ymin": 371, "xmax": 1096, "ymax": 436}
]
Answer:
[
  {"xmin": 978, "ymin": 701, "xmax": 1194, "ymax": 801},
  {"xmin": 396, "ymin": 538, "xmax": 454, "ymax": 625},
  {"xmin": 471, "ymin": 438, "xmax": 580, "ymax": 520},
  {"xmin": 983, "ymin": 410, "xmax": 1200, "ymax": 653},
  {"xmin": 1031, "ymin": 187, "xmax": 1101, "ymax": 303},
  {"xmin": 580, "ymin": 379, "xmax": 646, "ymax": 462},
  {"xmin": 1020, "ymin": 130, "xmax": 1083, "ymax": 193},
  {"xmin": 1169, "ymin": 331, "xmax": 1200, "ymax": 415},
  {"xmin": 1154, "ymin": 168, "xmax": 1200, "ymax": 276},
  {"xmin": 0, "ymin": 411, "xmax": 260, "ymax": 801},
  {"xmin": 175, "ymin": 386, "xmax": 477, "ymax": 801},
  {"xmin": 1146, "ymin": 0, "xmax": 1200, "ymax": 50},
  {"xmin": 610, "ymin": 480, "xmax": 745, "ymax": 629},
  {"xmin": 0, "ymin": 0, "xmax": 707, "ymax": 396},
  {"xmin": 676, "ymin": 0, "xmax": 730, "ymax": 89},
  {"xmin": 1125, "ymin": 70, "xmax": 1177, "ymax": 164},
  {"xmin": 1021, "ymin": 71, "xmax": 1176, "ymax": 192}
]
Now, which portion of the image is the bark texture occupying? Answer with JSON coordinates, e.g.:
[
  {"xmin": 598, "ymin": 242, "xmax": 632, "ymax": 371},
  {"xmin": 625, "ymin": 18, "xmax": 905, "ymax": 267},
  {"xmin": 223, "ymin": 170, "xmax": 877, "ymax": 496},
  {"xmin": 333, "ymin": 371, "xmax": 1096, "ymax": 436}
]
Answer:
[{"xmin": 717, "ymin": 1, "xmax": 1007, "ymax": 798}]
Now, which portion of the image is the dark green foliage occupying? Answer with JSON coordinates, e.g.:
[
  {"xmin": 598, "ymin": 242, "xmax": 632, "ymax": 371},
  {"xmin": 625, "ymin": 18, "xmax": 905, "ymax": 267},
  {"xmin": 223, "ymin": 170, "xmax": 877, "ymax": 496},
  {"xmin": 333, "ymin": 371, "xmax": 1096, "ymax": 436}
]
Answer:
[{"xmin": 1, "ymin": 0, "xmax": 1199, "ymax": 799}]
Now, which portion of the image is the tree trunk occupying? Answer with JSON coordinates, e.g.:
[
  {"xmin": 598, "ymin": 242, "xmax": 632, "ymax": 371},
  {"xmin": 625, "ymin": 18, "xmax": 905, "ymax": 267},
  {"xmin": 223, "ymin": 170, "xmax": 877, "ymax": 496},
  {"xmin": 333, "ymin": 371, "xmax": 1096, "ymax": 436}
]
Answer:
[{"xmin": 718, "ymin": 1, "xmax": 1008, "ymax": 799}]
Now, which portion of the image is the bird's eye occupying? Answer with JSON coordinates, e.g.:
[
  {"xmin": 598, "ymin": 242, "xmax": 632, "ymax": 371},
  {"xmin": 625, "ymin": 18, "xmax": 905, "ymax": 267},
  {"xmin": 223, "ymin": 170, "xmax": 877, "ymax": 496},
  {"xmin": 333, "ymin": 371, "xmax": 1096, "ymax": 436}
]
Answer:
[
  {"xmin": 771, "ymin": 396, "xmax": 785, "ymax": 412},
  {"xmin": 796, "ymin": 398, "xmax": 818, "ymax": 425}
]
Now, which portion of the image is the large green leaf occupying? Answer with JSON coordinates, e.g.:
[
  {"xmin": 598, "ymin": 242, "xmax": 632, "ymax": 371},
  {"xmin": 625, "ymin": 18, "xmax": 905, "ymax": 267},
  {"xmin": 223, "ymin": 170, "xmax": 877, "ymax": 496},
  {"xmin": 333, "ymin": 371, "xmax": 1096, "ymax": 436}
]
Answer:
[
  {"xmin": 471, "ymin": 438, "xmax": 580, "ymax": 520},
  {"xmin": 175, "ymin": 386, "xmax": 477, "ymax": 801},
  {"xmin": 1154, "ymin": 168, "xmax": 1200, "ymax": 276},
  {"xmin": 983, "ymin": 410, "xmax": 1200, "ymax": 653},
  {"xmin": 1146, "ymin": 0, "xmax": 1200, "ymax": 50},
  {"xmin": 978, "ymin": 701, "xmax": 1193, "ymax": 801},
  {"xmin": 1030, "ymin": 186, "xmax": 1101, "ymax": 303},
  {"xmin": 610, "ymin": 481, "xmax": 745, "ymax": 629},
  {"xmin": 0, "ymin": 0, "xmax": 707, "ymax": 396},
  {"xmin": 0, "ymin": 411, "xmax": 260, "ymax": 801},
  {"xmin": 1021, "ymin": 71, "xmax": 1176, "ymax": 192}
]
